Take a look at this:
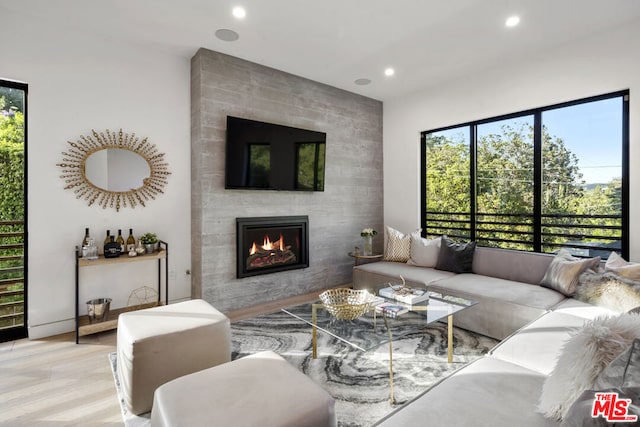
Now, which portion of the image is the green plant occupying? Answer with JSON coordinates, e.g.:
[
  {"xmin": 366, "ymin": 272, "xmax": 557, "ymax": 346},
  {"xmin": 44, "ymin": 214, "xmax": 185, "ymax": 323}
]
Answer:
[{"xmin": 140, "ymin": 232, "xmax": 158, "ymax": 244}]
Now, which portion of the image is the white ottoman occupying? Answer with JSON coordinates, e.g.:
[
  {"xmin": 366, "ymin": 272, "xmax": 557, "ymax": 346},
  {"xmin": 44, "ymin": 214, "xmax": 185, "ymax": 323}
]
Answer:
[
  {"xmin": 117, "ymin": 299, "xmax": 231, "ymax": 415},
  {"xmin": 151, "ymin": 351, "xmax": 337, "ymax": 427}
]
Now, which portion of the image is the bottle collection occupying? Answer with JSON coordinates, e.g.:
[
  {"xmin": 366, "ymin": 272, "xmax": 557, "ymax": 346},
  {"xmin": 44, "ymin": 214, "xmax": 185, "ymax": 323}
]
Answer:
[{"xmin": 81, "ymin": 228, "xmax": 155, "ymax": 259}]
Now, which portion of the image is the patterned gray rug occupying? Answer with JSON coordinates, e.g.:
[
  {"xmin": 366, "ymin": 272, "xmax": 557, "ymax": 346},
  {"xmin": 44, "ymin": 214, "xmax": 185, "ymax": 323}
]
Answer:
[
  {"xmin": 231, "ymin": 308, "xmax": 498, "ymax": 427},
  {"xmin": 109, "ymin": 308, "xmax": 497, "ymax": 427}
]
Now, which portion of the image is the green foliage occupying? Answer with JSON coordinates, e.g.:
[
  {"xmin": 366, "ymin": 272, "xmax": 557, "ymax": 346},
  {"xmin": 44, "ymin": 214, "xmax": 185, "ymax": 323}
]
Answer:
[
  {"xmin": 0, "ymin": 110, "xmax": 25, "ymax": 221},
  {"xmin": 425, "ymin": 123, "xmax": 621, "ymax": 251}
]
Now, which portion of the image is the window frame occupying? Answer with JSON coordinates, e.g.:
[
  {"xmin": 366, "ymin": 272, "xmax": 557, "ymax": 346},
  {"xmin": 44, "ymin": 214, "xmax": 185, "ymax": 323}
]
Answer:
[{"xmin": 420, "ymin": 90, "xmax": 629, "ymax": 258}]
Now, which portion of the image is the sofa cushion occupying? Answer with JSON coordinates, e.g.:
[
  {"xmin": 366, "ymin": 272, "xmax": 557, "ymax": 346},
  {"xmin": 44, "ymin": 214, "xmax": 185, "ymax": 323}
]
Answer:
[
  {"xmin": 435, "ymin": 236, "xmax": 476, "ymax": 273},
  {"xmin": 472, "ymin": 246, "xmax": 553, "ymax": 285},
  {"xmin": 539, "ymin": 249, "xmax": 600, "ymax": 296},
  {"xmin": 352, "ymin": 262, "xmax": 455, "ymax": 292},
  {"xmin": 431, "ymin": 274, "xmax": 565, "ymax": 310},
  {"xmin": 375, "ymin": 357, "xmax": 555, "ymax": 427},
  {"xmin": 551, "ymin": 298, "xmax": 620, "ymax": 319},
  {"xmin": 491, "ymin": 311, "xmax": 593, "ymax": 375}
]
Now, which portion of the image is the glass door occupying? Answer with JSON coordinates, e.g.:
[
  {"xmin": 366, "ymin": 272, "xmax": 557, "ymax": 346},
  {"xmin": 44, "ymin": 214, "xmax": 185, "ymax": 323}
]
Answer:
[{"xmin": 0, "ymin": 80, "xmax": 27, "ymax": 342}]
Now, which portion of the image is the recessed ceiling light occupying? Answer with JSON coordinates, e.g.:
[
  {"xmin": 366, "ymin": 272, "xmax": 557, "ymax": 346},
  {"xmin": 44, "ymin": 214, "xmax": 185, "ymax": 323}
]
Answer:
[
  {"xmin": 505, "ymin": 15, "xmax": 520, "ymax": 27},
  {"xmin": 215, "ymin": 29, "xmax": 240, "ymax": 42},
  {"xmin": 354, "ymin": 78, "xmax": 371, "ymax": 86},
  {"xmin": 384, "ymin": 68, "xmax": 395, "ymax": 77},
  {"xmin": 232, "ymin": 6, "xmax": 246, "ymax": 19}
]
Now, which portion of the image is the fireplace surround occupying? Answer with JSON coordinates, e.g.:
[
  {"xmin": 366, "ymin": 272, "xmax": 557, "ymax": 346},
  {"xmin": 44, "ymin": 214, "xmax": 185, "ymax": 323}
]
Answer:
[{"xmin": 236, "ymin": 216, "xmax": 309, "ymax": 278}]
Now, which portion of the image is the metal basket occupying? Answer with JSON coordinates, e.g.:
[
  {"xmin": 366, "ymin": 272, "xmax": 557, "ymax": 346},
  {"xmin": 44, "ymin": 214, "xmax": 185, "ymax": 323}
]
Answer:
[{"xmin": 319, "ymin": 288, "xmax": 373, "ymax": 320}]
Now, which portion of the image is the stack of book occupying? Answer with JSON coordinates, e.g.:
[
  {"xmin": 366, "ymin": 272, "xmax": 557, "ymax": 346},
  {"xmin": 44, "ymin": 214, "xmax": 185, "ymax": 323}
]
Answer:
[
  {"xmin": 375, "ymin": 302, "xmax": 410, "ymax": 318},
  {"xmin": 379, "ymin": 286, "xmax": 429, "ymax": 305}
]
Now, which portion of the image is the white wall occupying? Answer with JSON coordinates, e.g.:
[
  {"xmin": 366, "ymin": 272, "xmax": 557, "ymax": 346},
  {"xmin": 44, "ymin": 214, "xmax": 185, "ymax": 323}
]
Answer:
[
  {"xmin": 384, "ymin": 21, "xmax": 640, "ymax": 260},
  {"xmin": 0, "ymin": 9, "xmax": 192, "ymax": 338}
]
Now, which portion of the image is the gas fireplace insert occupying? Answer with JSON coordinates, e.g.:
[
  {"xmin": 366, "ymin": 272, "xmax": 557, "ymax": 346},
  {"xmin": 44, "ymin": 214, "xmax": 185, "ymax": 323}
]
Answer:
[{"xmin": 236, "ymin": 216, "xmax": 309, "ymax": 278}]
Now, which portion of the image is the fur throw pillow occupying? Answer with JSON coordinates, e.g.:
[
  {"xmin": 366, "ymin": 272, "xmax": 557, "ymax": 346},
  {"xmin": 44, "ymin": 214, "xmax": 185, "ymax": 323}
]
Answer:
[
  {"xmin": 538, "ymin": 313, "xmax": 640, "ymax": 421},
  {"xmin": 575, "ymin": 269, "xmax": 640, "ymax": 313}
]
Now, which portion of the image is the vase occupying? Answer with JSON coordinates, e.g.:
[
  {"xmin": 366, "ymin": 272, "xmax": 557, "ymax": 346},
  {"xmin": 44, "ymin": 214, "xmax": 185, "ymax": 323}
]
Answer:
[{"xmin": 362, "ymin": 235, "xmax": 373, "ymax": 256}]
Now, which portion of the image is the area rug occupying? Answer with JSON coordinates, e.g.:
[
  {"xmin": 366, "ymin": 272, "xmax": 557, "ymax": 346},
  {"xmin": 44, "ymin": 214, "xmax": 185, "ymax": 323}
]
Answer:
[{"xmin": 109, "ymin": 308, "xmax": 498, "ymax": 427}]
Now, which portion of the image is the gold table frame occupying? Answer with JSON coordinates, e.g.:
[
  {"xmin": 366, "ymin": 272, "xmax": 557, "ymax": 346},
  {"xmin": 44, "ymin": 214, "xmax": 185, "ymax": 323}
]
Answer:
[{"xmin": 300, "ymin": 294, "xmax": 469, "ymax": 405}]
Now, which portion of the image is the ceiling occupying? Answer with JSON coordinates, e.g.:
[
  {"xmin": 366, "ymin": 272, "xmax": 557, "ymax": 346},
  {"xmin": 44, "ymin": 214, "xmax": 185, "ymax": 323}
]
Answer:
[{"xmin": 4, "ymin": 0, "xmax": 640, "ymax": 101}]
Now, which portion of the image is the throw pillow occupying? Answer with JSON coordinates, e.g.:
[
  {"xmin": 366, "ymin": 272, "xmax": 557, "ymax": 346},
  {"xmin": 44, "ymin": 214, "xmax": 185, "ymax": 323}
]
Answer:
[
  {"xmin": 594, "ymin": 339, "xmax": 640, "ymax": 390},
  {"xmin": 538, "ymin": 313, "xmax": 640, "ymax": 421},
  {"xmin": 434, "ymin": 236, "xmax": 476, "ymax": 273},
  {"xmin": 605, "ymin": 251, "xmax": 640, "ymax": 281},
  {"xmin": 383, "ymin": 226, "xmax": 417, "ymax": 262},
  {"xmin": 407, "ymin": 234, "xmax": 441, "ymax": 268},
  {"xmin": 575, "ymin": 269, "xmax": 640, "ymax": 313},
  {"xmin": 539, "ymin": 249, "xmax": 601, "ymax": 296}
]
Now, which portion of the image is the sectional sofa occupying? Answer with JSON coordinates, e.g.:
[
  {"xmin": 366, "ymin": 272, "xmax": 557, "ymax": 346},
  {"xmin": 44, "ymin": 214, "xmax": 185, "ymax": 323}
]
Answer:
[{"xmin": 352, "ymin": 235, "xmax": 640, "ymax": 426}]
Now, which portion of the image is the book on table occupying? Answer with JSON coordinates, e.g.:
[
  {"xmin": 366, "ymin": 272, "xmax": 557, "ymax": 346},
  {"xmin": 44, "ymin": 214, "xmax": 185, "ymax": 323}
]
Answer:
[
  {"xmin": 379, "ymin": 286, "xmax": 429, "ymax": 305},
  {"xmin": 375, "ymin": 302, "xmax": 410, "ymax": 318}
]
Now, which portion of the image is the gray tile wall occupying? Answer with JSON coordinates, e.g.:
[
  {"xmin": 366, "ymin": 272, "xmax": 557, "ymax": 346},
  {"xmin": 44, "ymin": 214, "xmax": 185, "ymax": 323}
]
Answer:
[{"xmin": 191, "ymin": 48, "xmax": 383, "ymax": 311}]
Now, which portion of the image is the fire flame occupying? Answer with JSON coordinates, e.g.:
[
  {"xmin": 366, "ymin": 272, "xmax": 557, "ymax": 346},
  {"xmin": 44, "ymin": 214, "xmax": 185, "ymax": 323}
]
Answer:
[{"xmin": 249, "ymin": 234, "xmax": 285, "ymax": 255}]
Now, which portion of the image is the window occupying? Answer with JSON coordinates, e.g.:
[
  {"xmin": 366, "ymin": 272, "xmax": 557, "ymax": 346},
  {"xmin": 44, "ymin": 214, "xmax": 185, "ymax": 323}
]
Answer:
[{"xmin": 421, "ymin": 91, "xmax": 628, "ymax": 259}]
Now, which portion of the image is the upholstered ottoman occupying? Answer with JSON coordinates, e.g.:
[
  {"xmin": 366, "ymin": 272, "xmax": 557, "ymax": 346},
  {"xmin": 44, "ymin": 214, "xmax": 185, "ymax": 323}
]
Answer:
[
  {"xmin": 151, "ymin": 350, "xmax": 337, "ymax": 427},
  {"xmin": 117, "ymin": 299, "xmax": 231, "ymax": 415}
]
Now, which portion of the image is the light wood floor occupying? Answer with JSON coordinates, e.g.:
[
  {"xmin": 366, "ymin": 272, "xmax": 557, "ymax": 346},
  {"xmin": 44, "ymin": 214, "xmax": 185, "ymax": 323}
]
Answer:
[{"xmin": 0, "ymin": 289, "xmax": 326, "ymax": 426}]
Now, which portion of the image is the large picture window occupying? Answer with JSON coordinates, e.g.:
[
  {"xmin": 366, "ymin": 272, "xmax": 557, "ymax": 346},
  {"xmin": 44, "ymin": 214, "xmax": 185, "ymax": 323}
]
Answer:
[{"xmin": 421, "ymin": 91, "xmax": 629, "ymax": 259}]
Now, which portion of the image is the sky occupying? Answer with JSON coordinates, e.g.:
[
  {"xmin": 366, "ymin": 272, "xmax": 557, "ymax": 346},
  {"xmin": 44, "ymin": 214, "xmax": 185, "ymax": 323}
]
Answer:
[{"xmin": 428, "ymin": 96, "xmax": 623, "ymax": 185}]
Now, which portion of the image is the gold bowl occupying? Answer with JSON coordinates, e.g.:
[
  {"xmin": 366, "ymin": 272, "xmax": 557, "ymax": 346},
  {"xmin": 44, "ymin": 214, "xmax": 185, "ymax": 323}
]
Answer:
[{"xmin": 319, "ymin": 288, "xmax": 374, "ymax": 320}]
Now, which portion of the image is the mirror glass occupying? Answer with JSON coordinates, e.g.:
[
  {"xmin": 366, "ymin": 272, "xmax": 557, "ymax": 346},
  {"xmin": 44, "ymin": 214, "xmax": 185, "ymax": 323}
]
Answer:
[{"xmin": 85, "ymin": 148, "xmax": 150, "ymax": 192}]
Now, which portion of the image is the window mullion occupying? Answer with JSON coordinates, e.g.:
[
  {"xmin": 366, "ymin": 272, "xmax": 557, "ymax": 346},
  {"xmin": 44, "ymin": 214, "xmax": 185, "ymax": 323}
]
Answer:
[{"xmin": 533, "ymin": 112, "xmax": 542, "ymax": 252}]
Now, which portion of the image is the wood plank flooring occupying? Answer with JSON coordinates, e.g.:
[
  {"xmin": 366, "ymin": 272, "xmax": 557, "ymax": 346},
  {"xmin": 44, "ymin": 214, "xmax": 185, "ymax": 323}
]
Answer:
[{"xmin": 0, "ymin": 289, "xmax": 327, "ymax": 426}]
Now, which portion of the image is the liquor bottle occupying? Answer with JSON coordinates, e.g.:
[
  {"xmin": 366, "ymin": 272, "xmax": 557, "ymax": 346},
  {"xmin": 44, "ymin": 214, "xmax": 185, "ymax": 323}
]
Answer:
[
  {"xmin": 126, "ymin": 228, "xmax": 136, "ymax": 252},
  {"xmin": 104, "ymin": 230, "xmax": 111, "ymax": 245},
  {"xmin": 104, "ymin": 235, "xmax": 121, "ymax": 258},
  {"xmin": 82, "ymin": 228, "xmax": 90, "ymax": 247},
  {"xmin": 116, "ymin": 229, "xmax": 125, "ymax": 253}
]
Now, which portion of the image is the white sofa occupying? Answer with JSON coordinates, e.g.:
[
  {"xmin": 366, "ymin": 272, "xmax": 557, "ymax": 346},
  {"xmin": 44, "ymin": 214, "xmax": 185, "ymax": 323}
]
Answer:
[
  {"xmin": 353, "ymin": 246, "xmax": 568, "ymax": 340},
  {"xmin": 355, "ymin": 243, "xmax": 639, "ymax": 426},
  {"xmin": 374, "ymin": 301, "xmax": 619, "ymax": 426}
]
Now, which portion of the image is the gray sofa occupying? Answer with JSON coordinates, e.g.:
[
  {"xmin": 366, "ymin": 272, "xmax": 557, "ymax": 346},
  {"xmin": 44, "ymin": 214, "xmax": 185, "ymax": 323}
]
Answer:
[
  {"xmin": 353, "ymin": 246, "xmax": 567, "ymax": 340},
  {"xmin": 354, "ymin": 245, "xmax": 633, "ymax": 427}
]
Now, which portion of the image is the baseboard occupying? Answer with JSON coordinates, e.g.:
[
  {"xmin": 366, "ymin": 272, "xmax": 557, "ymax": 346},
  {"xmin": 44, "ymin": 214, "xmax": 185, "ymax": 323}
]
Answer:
[
  {"xmin": 225, "ymin": 283, "xmax": 351, "ymax": 323},
  {"xmin": 28, "ymin": 319, "xmax": 75, "ymax": 340}
]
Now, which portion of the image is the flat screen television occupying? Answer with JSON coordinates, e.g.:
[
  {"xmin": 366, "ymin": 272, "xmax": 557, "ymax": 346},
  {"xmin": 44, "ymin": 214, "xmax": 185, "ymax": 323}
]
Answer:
[{"xmin": 225, "ymin": 116, "xmax": 326, "ymax": 191}]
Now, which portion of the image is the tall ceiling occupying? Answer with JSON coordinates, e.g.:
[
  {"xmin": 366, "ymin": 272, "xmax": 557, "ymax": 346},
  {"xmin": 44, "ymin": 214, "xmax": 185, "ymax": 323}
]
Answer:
[{"xmin": 3, "ymin": 0, "xmax": 640, "ymax": 101}]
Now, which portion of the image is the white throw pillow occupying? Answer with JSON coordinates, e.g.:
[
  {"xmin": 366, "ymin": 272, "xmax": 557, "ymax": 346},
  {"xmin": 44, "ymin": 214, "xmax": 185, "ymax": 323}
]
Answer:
[
  {"xmin": 384, "ymin": 226, "xmax": 418, "ymax": 263},
  {"xmin": 538, "ymin": 313, "xmax": 640, "ymax": 421},
  {"xmin": 407, "ymin": 234, "xmax": 441, "ymax": 267},
  {"xmin": 605, "ymin": 251, "xmax": 640, "ymax": 281}
]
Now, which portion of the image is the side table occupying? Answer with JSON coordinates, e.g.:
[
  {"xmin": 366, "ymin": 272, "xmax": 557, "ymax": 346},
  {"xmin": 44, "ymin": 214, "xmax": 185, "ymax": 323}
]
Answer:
[{"xmin": 348, "ymin": 252, "xmax": 383, "ymax": 266}]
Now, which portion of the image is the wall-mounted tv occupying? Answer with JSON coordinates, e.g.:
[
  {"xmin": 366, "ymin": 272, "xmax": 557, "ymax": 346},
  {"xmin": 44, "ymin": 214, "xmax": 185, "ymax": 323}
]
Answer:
[{"xmin": 225, "ymin": 116, "xmax": 326, "ymax": 191}]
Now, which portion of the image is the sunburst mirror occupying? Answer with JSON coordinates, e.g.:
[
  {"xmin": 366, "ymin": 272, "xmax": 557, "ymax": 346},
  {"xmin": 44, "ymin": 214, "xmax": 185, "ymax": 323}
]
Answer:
[{"xmin": 57, "ymin": 129, "xmax": 171, "ymax": 211}]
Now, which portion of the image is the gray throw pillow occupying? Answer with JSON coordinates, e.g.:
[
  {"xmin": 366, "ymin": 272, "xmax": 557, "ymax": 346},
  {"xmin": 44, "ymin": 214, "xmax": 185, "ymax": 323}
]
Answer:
[
  {"xmin": 540, "ymin": 249, "xmax": 601, "ymax": 296},
  {"xmin": 435, "ymin": 236, "xmax": 476, "ymax": 273},
  {"xmin": 595, "ymin": 339, "xmax": 640, "ymax": 390}
]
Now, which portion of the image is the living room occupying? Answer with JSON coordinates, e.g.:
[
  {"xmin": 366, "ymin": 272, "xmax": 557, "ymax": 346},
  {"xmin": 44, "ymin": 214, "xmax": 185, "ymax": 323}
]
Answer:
[{"xmin": 1, "ymin": 1, "xmax": 640, "ymax": 425}]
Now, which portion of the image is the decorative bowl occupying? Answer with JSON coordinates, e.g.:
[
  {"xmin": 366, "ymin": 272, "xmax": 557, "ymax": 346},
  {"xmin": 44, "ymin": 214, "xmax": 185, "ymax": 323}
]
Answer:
[{"xmin": 319, "ymin": 288, "xmax": 374, "ymax": 320}]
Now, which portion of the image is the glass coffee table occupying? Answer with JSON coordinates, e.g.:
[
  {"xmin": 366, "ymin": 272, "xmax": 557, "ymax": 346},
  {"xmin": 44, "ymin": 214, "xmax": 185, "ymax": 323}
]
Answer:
[{"xmin": 282, "ymin": 290, "xmax": 476, "ymax": 404}]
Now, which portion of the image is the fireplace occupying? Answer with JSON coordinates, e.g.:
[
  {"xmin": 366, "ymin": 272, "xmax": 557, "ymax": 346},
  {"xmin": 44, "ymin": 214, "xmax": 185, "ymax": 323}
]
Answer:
[{"xmin": 236, "ymin": 216, "xmax": 309, "ymax": 278}]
